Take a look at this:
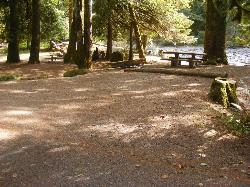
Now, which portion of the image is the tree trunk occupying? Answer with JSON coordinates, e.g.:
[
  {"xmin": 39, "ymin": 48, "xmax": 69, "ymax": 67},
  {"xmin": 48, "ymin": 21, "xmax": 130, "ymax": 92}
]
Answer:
[
  {"xmin": 64, "ymin": 0, "xmax": 78, "ymax": 64},
  {"xmin": 141, "ymin": 35, "xmax": 147, "ymax": 51},
  {"xmin": 68, "ymin": 0, "xmax": 73, "ymax": 31},
  {"xmin": 204, "ymin": 0, "xmax": 228, "ymax": 65},
  {"xmin": 210, "ymin": 78, "xmax": 237, "ymax": 108},
  {"xmin": 128, "ymin": 4, "xmax": 145, "ymax": 59},
  {"xmin": 29, "ymin": 0, "xmax": 41, "ymax": 64},
  {"xmin": 106, "ymin": 12, "xmax": 113, "ymax": 61},
  {"xmin": 7, "ymin": 0, "xmax": 20, "ymax": 64},
  {"xmin": 82, "ymin": 0, "xmax": 92, "ymax": 69},
  {"xmin": 75, "ymin": 0, "xmax": 85, "ymax": 69},
  {"xmin": 129, "ymin": 22, "xmax": 133, "ymax": 61}
]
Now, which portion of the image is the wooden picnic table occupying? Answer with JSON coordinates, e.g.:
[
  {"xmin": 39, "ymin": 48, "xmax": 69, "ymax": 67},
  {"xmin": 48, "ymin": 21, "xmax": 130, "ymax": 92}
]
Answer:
[{"xmin": 161, "ymin": 51, "xmax": 207, "ymax": 68}]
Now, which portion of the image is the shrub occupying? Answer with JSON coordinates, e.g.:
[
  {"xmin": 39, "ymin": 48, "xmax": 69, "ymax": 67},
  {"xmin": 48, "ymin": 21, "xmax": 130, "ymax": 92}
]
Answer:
[
  {"xmin": 0, "ymin": 74, "xmax": 20, "ymax": 81},
  {"xmin": 224, "ymin": 110, "xmax": 250, "ymax": 135},
  {"xmin": 63, "ymin": 69, "xmax": 88, "ymax": 77},
  {"xmin": 110, "ymin": 51, "xmax": 124, "ymax": 62}
]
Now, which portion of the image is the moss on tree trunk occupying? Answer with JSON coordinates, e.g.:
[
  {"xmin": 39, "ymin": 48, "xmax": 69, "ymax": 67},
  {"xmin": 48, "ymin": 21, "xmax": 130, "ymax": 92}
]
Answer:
[
  {"xmin": 204, "ymin": 0, "xmax": 228, "ymax": 65},
  {"xmin": 209, "ymin": 78, "xmax": 237, "ymax": 108}
]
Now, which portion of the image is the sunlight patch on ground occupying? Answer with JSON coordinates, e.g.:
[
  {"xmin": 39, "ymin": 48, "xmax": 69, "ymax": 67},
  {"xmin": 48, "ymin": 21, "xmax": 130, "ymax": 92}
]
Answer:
[
  {"xmin": 187, "ymin": 83, "xmax": 202, "ymax": 87},
  {"xmin": 0, "ymin": 128, "xmax": 17, "ymax": 141},
  {"xmin": 128, "ymin": 90, "xmax": 148, "ymax": 94},
  {"xmin": 124, "ymin": 79, "xmax": 137, "ymax": 83},
  {"xmin": 5, "ymin": 110, "xmax": 33, "ymax": 116},
  {"xmin": 172, "ymin": 84, "xmax": 180, "ymax": 87},
  {"xmin": 58, "ymin": 104, "xmax": 82, "ymax": 110},
  {"xmin": 162, "ymin": 91, "xmax": 177, "ymax": 97},
  {"xmin": 203, "ymin": 129, "xmax": 218, "ymax": 138},
  {"xmin": 0, "ymin": 118, "xmax": 40, "ymax": 126},
  {"xmin": 131, "ymin": 95, "xmax": 145, "ymax": 99},
  {"xmin": 146, "ymin": 116, "xmax": 173, "ymax": 138},
  {"xmin": 48, "ymin": 146, "xmax": 70, "ymax": 153},
  {"xmin": 217, "ymin": 134, "xmax": 237, "ymax": 141},
  {"xmin": 87, "ymin": 122, "xmax": 139, "ymax": 135},
  {"xmin": 35, "ymin": 88, "xmax": 49, "ymax": 92},
  {"xmin": 9, "ymin": 90, "xmax": 37, "ymax": 94},
  {"xmin": 74, "ymin": 88, "xmax": 93, "ymax": 92}
]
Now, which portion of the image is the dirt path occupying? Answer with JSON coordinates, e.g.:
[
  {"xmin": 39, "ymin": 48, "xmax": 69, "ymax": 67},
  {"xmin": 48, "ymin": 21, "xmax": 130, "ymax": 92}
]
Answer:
[{"xmin": 0, "ymin": 69, "xmax": 249, "ymax": 186}]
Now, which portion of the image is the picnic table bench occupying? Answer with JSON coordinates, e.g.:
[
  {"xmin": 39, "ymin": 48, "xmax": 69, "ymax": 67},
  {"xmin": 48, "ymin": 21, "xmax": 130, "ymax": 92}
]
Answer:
[
  {"xmin": 49, "ymin": 40, "xmax": 67, "ymax": 63},
  {"xmin": 161, "ymin": 51, "xmax": 207, "ymax": 68}
]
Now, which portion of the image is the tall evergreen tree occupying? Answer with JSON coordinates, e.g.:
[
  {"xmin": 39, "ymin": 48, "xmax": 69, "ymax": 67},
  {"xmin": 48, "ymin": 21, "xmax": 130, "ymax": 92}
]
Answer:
[
  {"xmin": 29, "ymin": 0, "xmax": 41, "ymax": 64},
  {"xmin": 204, "ymin": 0, "xmax": 227, "ymax": 65},
  {"xmin": 6, "ymin": 0, "xmax": 20, "ymax": 64},
  {"xmin": 129, "ymin": 3, "xmax": 145, "ymax": 59},
  {"xmin": 82, "ymin": 0, "xmax": 93, "ymax": 69},
  {"xmin": 106, "ymin": 0, "xmax": 113, "ymax": 60},
  {"xmin": 64, "ymin": 0, "xmax": 81, "ymax": 65}
]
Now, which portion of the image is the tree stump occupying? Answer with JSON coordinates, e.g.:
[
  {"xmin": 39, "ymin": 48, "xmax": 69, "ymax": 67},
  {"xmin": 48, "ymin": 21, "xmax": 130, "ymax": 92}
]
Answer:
[{"xmin": 209, "ymin": 77, "xmax": 237, "ymax": 108}]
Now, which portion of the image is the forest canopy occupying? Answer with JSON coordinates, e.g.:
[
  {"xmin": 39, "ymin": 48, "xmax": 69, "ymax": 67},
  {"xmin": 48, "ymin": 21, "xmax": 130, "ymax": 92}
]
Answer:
[{"xmin": 0, "ymin": 0, "xmax": 249, "ymax": 47}]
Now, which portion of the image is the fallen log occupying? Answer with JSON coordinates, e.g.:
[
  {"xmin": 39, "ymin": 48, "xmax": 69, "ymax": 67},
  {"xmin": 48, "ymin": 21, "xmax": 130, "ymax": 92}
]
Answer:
[
  {"xmin": 124, "ymin": 68, "xmax": 228, "ymax": 79},
  {"xmin": 111, "ymin": 59, "xmax": 146, "ymax": 69}
]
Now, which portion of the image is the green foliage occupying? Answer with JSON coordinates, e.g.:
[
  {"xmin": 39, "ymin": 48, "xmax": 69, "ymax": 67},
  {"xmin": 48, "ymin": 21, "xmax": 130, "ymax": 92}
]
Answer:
[
  {"xmin": 63, "ymin": 69, "xmax": 88, "ymax": 77},
  {"xmin": 110, "ymin": 51, "xmax": 124, "ymax": 62},
  {"xmin": 40, "ymin": 0, "xmax": 69, "ymax": 41},
  {"xmin": 93, "ymin": 0, "xmax": 195, "ymax": 44},
  {"xmin": 0, "ymin": 74, "xmax": 20, "ymax": 81},
  {"xmin": 227, "ymin": 22, "xmax": 250, "ymax": 46},
  {"xmin": 0, "ymin": 0, "xmax": 68, "ymax": 45},
  {"xmin": 183, "ymin": 0, "xmax": 206, "ymax": 43},
  {"xmin": 224, "ymin": 110, "xmax": 250, "ymax": 135}
]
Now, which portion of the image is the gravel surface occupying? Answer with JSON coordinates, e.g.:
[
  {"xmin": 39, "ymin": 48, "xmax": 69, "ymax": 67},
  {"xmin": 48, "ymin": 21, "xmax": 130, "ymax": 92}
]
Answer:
[{"xmin": 0, "ymin": 68, "xmax": 250, "ymax": 186}]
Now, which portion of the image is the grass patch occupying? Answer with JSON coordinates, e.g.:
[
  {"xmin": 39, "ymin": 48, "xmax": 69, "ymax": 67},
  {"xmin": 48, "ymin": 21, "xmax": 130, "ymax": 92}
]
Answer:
[
  {"xmin": 224, "ymin": 110, "xmax": 250, "ymax": 136},
  {"xmin": 63, "ymin": 69, "xmax": 88, "ymax": 77},
  {"xmin": 0, "ymin": 74, "xmax": 20, "ymax": 81}
]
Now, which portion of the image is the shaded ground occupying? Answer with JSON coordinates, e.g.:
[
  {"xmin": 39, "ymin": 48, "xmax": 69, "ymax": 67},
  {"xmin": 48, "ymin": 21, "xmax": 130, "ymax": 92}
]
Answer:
[{"xmin": 0, "ymin": 65, "xmax": 250, "ymax": 186}]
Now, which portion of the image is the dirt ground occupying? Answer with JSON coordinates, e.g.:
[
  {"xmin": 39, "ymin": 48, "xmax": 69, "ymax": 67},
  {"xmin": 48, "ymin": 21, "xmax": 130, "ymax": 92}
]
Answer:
[{"xmin": 0, "ymin": 57, "xmax": 250, "ymax": 186}]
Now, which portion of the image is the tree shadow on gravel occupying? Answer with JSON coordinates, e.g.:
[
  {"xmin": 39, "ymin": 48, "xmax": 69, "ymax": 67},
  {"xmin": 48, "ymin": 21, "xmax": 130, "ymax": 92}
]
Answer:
[{"xmin": 0, "ymin": 71, "xmax": 250, "ymax": 186}]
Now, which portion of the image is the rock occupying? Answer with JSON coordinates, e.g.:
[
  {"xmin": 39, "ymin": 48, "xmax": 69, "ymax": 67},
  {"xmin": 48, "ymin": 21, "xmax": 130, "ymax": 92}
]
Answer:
[
  {"xmin": 200, "ymin": 163, "xmax": 208, "ymax": 167},
  {"xmin": 231, "ymin": 103, "xmax": 243, "ymax": 111},
  {"xmin": 135, "ymin": 164, "xmax": 141, "ymax": 168},
  {"xmin": 241, "ymin": 170, "xmax": 246, "ymax": 173},
  {"xmin": 161, "ymin": 174, "xmax": 168, "ymax": 179}
]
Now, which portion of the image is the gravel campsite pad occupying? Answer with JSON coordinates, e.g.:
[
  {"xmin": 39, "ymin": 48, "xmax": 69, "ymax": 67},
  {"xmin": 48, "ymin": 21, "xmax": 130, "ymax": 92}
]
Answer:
[{"xmin": 0, "ymin": 64, "xmax": 250, "ymax": 186}]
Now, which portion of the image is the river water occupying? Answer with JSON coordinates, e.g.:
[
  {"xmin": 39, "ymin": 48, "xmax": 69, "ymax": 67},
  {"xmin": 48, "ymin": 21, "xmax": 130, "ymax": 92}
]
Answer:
[{"xmin": 148, "ymin": 46, "xmax": 250, "ymax": 66}]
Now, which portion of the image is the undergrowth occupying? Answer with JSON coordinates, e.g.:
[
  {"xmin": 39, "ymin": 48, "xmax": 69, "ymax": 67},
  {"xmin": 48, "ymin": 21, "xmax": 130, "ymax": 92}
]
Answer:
[
  {"xmin": 0, "ymin": 74, "xmax": 20, "ymax": 81},
  {"xmin": 63, "ymin": 69, "xmax": 88, "ymax": 77},
  {"xmin": 224, "ymin": 110, "xmax": 250, "ymax": 136}
]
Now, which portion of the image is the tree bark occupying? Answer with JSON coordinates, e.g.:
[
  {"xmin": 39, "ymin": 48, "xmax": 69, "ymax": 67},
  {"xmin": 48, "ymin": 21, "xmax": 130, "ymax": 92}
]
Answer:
[
  {"xmin": 7, "ymin": 0, "xmax": 20, "ymax": 64},
  {"xmin": 75, "ymin": 0, "xmax": 85, "ymax": 69},
  {"xmin": 204, "ymin": 0, "xmax": 228, "ymax": 65},
  {"xmin": 64, "ymin": 0, "xmax": 78, "ymax": 64},
  {"xmin": 68, "ymin": 0, "xmax": 73, "ymax": 31},
  {"xmin": 29, "ymin": 0, "xmax": 41, "ymax": 64},
  {"xmin": 141, "ymin": 35, "xmax": 147, "ymax": 51},
  {"xmin": 82, "ymin": 0, "xmax": 93, "ymax": 69},
  {"xmin": 106, "ymin": 12, "xmax": 113, "ymax": 61},
  {"xmin": 128, "ymin": 4, "xmax": 145, "ymax": 59},
  {"xmin": 129, "ymin": 22, "xmax": 133, "ymax": 61}
]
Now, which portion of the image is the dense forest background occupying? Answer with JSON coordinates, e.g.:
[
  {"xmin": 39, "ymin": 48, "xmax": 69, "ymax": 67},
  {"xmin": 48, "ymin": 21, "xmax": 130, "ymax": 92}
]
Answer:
[{"xmin": 0, "ymin": 0, "xmax": 249, "ymax": 49}]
